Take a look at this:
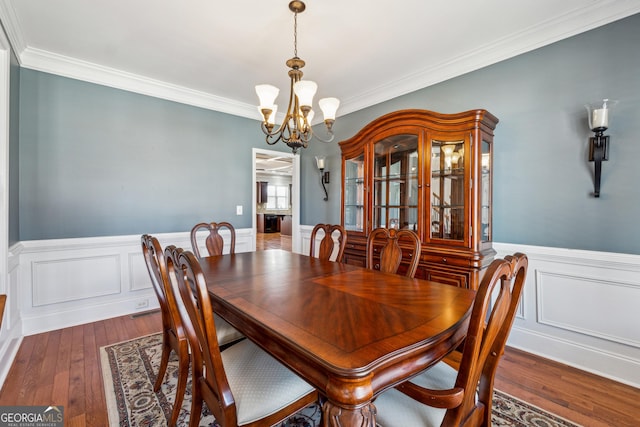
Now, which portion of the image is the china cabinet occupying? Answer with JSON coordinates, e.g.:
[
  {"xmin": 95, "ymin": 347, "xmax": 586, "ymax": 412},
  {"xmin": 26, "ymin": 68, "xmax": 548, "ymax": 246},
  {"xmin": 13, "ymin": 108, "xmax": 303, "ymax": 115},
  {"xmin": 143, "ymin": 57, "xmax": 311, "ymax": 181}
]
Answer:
[{"xmin": 339, "ymin": 109, "xmax": 498, "ymax": 289}]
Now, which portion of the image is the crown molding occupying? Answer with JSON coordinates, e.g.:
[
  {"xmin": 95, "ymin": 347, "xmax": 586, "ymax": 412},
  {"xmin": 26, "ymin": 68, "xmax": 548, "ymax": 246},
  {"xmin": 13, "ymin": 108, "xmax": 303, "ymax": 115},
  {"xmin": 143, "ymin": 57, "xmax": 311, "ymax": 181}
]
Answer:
[
  {"xmin": 20, "ymin": 47, "xmax": 260, "ymax": 120},
  {"xmin": 0, "ymin": 0, "xmax": 26, "ymax": 55},
  {"xmin": 339, "ymin": 1, "xmax": 640, "ymax": 116},
  {"xmin": 2, "ymin": 1, "xmax": 640, "ymax": 119}
]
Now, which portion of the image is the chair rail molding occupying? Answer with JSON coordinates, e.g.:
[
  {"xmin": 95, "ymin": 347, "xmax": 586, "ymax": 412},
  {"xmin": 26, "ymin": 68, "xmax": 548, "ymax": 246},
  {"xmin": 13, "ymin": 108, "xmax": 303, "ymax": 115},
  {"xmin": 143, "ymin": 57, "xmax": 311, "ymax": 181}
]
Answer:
[{"xmin": 16, "ymin": 228, "xmax": 254, "ymax": 336}]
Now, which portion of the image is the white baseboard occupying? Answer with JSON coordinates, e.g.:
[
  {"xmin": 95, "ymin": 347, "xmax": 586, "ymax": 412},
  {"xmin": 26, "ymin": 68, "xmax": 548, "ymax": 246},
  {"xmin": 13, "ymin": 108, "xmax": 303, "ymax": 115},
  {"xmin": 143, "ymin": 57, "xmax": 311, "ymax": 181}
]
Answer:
[{"xmin": 0, "ymin": 332, "xmax": 22, "ymax": 388}]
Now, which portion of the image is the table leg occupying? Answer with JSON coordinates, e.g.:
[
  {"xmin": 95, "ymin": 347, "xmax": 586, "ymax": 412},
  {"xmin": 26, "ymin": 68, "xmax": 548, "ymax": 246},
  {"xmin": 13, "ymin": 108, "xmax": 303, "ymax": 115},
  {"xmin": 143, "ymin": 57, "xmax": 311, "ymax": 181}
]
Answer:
[{"xmin": 322, "ymin": 400, "xmax": 376, "ymax": 427}]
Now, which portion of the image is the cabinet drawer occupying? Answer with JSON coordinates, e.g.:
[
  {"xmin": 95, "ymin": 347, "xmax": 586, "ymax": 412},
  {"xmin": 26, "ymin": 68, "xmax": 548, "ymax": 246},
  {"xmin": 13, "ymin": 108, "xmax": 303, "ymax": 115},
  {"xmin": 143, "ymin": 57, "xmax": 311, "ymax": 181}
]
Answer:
[
  {"xmin": 422, "ymin": 269, "xmax": 468, "ymax": 288},
  {"xmin": 421, "ymin": 253, "xmax": 470, "ymax": 268}
]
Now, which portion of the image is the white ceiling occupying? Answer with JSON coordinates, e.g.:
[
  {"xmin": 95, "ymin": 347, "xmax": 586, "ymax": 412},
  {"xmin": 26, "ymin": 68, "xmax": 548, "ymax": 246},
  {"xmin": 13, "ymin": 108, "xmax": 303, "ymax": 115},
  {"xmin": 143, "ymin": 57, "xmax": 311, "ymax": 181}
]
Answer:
[{"xmin": 1, "ymin": 0, "xmax": 639, "ymax": 122}]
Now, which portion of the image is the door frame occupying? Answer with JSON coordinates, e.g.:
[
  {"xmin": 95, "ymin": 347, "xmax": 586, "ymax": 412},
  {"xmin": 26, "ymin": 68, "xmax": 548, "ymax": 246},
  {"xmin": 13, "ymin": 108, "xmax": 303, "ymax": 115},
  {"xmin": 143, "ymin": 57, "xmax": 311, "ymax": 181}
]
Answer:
[
  {"xmin": 252, "ymin": 148, "xmax": 301, "ymax": 253},
  {"xmin": 0, "ymin": 22, "xmax": 10, "ymax": 294}
]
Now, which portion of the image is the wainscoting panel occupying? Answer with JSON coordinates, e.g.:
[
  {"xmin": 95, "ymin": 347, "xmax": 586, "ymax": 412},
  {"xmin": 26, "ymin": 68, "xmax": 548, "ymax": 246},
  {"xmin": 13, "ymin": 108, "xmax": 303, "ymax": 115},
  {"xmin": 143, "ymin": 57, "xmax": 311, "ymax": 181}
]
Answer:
[
  {"xmin": 129, "ymin": 252, "xmax": 152, "ymax": 292},
  {"xmin": 32, "ymin": 255, "xmax": 121, "ymax": 306},
  {"xmin": 16, "ymin": 229, "xmax": 254, "ymax": 336},
  {"xmin": 494, "ymin": 243, "xmax": 640, "ymax": 388},
  {"xmin": 537, "ymin": 270, "xmax": 640, "ymax": 348}
]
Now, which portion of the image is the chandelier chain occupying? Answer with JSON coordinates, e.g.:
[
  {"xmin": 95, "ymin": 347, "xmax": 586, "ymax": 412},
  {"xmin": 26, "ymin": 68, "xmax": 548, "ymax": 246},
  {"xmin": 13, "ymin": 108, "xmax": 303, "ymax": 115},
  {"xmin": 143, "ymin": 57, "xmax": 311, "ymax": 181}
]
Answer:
[{"xmin": 293, "ymin": 11, "xmax": 298, "ymax": 57}]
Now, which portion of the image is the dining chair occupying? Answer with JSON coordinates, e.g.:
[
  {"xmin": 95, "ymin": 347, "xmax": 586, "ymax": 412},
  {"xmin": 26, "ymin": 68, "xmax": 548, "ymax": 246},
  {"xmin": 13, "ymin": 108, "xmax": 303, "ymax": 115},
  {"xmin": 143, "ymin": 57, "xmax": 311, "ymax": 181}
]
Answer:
[
  {"xmin": 366, "ymin": 227, "xmax": 422, "ymax": 278},
  {"xmin": 141, "ymin": 234, "xmax": 190, "ymax": 426},
  {"xmin": 309, "ymin": 223, "xmax": 347, "ymax": 262},
  {"xmin": 373, "ymin": 252, "xmax": 528, "ymax": 427},
  {"xmin": 190, "ymin": 221, "xmax": 236, "ymax": 258},
  {"xmin": 142, "ymin": 236, "xmax": 245, "ymax": 426},
  {"xmin": 0, "ymin": 294, "xmax": 7, "ymax": 331},
  {"xmin": 166, "ymin": 248, "xmax": 319, "ymax": 427}
]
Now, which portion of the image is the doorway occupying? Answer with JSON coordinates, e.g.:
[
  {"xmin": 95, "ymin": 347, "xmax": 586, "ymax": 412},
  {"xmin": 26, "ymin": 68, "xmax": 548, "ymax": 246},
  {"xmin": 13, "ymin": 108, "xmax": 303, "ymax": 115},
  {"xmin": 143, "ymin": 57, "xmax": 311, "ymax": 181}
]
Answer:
[{"xmin": 252, "ymin": 148, "xmax": 300, "ymax": 253}]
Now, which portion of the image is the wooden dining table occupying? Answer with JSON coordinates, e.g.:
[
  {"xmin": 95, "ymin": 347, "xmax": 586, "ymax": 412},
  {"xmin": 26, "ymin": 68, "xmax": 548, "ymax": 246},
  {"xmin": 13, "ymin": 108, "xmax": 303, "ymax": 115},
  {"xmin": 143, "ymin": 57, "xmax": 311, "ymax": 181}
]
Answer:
[{"xmin": 198, "ymin": 249, "xmax": 476, "ymax": 427}]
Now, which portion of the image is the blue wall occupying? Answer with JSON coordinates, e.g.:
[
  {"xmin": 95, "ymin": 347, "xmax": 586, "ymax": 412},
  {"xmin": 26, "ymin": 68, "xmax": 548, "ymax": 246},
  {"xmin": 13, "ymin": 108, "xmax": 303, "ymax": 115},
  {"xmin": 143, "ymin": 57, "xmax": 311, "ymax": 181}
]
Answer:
[
  {"xmin": 304, "ymin": 13, "xmax": 640, "ymax": 254},
  {"xmin": 15, "ymin": 13, "xmax": 640, "ymax": 254},
  {"xmin": 18, "ymin": 71, "xmax": 293, "ymax": 239}
]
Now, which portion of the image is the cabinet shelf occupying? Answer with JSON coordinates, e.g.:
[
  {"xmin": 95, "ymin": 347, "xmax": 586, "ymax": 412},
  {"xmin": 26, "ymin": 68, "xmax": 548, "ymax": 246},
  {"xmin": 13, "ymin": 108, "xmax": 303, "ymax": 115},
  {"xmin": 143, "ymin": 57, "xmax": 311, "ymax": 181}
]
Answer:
[{"xmin": 432, "ymin": 168, "xmax": 464, "ymax": 178}]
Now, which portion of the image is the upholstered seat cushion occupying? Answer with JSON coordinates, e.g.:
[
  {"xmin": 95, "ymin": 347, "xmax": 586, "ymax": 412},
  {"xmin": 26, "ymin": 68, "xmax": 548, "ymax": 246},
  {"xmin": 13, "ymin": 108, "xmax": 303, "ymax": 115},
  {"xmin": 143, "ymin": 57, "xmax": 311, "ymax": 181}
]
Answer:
[
  {"xmin": 221, "ymin": 338, "xmax": 316, "ymax": 425},
  {"xmin": 374, "ymin": 361, "xmax": 457, "ymax": 427},
  {"xmin": 214, "ymin": 314, "xmax": 244, "ymax": 346}
]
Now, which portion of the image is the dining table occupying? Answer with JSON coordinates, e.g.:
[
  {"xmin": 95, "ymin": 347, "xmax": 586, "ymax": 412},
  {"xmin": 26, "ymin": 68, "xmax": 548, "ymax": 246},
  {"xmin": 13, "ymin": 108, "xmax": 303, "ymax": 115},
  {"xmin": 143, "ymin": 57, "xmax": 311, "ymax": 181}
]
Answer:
[{"xmin": 198, "ymin": 249, "xmax": 476, "ymax": 427}]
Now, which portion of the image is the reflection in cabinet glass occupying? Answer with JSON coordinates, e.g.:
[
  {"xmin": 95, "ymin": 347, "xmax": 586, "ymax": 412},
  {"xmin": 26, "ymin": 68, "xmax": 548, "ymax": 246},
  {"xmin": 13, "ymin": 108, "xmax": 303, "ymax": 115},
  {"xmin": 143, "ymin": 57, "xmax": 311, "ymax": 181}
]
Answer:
[
  {"xmin": 431, "ymin": 139, "xmax": 465, "ymax": 241},
  {"xmin": 481, "ymin": 140, "xmax": 492, "ymax": 242},
  {"xmin": 373, "ymin": 134, "xmax": 419, "ymax": 231},
  {"xmin": 344, "ymin": 154, "xmax": 365, "ymax": 232}
]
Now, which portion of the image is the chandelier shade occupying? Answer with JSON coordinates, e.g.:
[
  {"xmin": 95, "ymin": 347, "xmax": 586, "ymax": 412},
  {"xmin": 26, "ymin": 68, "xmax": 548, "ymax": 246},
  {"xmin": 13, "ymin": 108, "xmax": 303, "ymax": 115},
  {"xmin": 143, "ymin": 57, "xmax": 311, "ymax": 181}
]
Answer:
[{"xmin": 255, "ymin": 1, "xmax": 339, "ymax": 154}]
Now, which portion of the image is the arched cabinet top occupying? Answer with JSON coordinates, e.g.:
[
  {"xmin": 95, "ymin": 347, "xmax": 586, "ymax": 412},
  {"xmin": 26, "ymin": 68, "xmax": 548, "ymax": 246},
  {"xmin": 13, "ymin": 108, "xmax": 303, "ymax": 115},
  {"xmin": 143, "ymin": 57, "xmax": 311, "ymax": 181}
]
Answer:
[{"xmin": 339, "ymin": 109, "xmax": 498, "ymax": 154}]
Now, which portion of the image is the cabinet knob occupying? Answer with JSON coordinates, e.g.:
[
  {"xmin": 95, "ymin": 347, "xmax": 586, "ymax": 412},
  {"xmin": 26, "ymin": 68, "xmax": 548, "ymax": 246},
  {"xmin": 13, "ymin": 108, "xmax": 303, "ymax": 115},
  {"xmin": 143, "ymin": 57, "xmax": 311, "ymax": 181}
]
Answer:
[{"xmin": 442, "ymin": 258, "xmax": 447, "ymax": 263}]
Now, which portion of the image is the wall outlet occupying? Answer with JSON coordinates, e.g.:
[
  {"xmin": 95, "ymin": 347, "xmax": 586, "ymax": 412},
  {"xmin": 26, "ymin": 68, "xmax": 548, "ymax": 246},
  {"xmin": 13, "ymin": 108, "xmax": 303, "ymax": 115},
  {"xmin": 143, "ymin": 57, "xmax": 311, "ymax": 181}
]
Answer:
[
  {"xmin": 135, "ymin": 299, "xmax": 149, "ymax": 310},
  {"xmin": 236, "ymin": 205, "xmax": 243, "ymax": 215}
]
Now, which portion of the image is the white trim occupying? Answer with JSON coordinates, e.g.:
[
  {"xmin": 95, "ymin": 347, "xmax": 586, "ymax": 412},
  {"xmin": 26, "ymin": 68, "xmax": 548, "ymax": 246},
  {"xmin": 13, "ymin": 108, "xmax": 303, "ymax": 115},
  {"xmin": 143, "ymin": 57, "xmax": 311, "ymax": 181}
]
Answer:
[
  {"xmin": 0, "ymin": 9, "xmax": 15, "ymax": 391},
  {"xmin": 3, "ymin": 2, "xmax": 638, "ymax": 118},
  {"xmin": 0, "ymin": 3, "xmax": 11, "ymax": 295},
  {"xmin": 21, "ymin": 47, "xmax": 260, "ymax": 120},
  {"xmin": 339, "ymin": 1, "xmax": 640, "ymax": 115}
]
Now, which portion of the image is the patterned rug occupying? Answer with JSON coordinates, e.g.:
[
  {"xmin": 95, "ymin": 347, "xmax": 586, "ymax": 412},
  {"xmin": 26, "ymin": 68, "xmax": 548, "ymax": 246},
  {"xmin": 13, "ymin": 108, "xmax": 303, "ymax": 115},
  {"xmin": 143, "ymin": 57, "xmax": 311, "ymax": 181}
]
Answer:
[{"xmin": 100, "ymin": 333, "xmax": 582, "ymax": 427}]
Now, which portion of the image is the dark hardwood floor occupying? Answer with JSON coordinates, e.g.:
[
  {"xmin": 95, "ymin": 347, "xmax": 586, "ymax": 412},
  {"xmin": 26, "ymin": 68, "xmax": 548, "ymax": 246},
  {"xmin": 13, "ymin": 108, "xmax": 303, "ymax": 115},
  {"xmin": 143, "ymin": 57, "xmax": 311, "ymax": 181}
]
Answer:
[{"xmin": 1, "ymin": 234, "xmax": 638, "ymax": 426}]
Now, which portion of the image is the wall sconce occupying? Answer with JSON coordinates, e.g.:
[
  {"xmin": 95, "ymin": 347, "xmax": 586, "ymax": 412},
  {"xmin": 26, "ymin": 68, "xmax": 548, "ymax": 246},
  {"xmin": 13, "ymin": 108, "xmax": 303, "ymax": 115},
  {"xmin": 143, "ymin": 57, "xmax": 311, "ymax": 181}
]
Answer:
[
  {"xmin": 315, "ymin": 156, "xmax": 330, "ymax": 201},
  {"xmin": 585, "ymin": 99, "xmax": 617, "ymax": 197}
]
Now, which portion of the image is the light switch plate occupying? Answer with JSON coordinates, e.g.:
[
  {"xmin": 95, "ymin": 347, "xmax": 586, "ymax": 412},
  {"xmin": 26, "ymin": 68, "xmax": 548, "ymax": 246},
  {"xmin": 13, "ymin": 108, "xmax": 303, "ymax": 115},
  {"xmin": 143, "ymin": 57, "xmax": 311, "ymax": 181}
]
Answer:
[{"xmin": 236, "ymin": 205, "xmax": 243, "ymax": 215}]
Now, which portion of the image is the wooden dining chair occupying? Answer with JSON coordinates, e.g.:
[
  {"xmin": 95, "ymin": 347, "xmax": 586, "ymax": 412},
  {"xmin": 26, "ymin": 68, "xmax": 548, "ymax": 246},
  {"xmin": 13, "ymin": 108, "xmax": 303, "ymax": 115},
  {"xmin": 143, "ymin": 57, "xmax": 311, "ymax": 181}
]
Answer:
[
  {"xmin": 190, "ymin": 221, "xmax": 236, "ymax": 258},
  {"xmin": 141, "ymin": 234, "xmax": 190, "ymax": 426},
  {"xmin": 366, "ymin": 227, "xmax": 422, "ymax": 278},
  {"xmin": 373, "ymin": 252, "xmax": 528, "ymax": 427},
  {"xmin": 309, "ymin": 223, "xmax": 347, "ymax": 262},
  {"xmin": 0, "ymin": 294, "xmax": 7, "ymax": 331},
  {"xmin": 166, "ymin": 248, "xmax": 319, "ymax": 427}
]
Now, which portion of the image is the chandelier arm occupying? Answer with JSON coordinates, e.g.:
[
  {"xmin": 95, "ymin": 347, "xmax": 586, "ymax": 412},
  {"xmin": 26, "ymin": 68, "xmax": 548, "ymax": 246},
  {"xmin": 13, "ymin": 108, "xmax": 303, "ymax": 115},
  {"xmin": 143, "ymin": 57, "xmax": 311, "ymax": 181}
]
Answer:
[{"xmin": 312, "ymin": 131, "xmax": 335, "ymax": 143}]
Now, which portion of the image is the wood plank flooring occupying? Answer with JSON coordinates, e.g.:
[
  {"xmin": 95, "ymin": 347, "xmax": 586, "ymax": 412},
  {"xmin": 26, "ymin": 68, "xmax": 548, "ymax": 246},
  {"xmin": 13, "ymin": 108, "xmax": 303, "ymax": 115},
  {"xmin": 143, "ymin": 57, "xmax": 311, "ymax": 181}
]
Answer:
[{"xmin": 1, "ymin": 234, "xmax": 638, "ymax": 426}]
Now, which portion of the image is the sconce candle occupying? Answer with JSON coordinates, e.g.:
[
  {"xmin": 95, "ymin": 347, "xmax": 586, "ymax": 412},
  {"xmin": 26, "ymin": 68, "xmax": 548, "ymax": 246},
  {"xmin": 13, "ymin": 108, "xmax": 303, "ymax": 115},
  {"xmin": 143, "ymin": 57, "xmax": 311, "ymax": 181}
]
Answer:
[{"xmin": 591, "ymin": 108, "xmax": 608, "ymax": 129}]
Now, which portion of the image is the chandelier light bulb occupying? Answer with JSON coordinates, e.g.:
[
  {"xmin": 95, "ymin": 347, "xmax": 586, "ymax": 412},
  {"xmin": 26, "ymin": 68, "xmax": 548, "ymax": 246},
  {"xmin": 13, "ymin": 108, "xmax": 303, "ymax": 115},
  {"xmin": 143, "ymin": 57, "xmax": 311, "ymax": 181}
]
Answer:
[
  {"xmin": 293, "ymin": 80, "xmax": 318, "ymax": 108},
  {"xmin": 319, "ymin": 97, "xmax": 340, "ymax": 121},
  {"xmin": 255, "ymin": 84, "xmax": 279, "ymax": 110}
]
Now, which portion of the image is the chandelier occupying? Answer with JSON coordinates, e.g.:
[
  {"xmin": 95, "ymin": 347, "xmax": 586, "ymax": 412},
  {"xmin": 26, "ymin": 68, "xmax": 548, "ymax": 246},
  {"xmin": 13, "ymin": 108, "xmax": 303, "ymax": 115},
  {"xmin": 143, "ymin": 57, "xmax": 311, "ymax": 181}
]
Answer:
[{"xmin": 255, "ymin": 1, "xmax": 340, "ymax": 154}]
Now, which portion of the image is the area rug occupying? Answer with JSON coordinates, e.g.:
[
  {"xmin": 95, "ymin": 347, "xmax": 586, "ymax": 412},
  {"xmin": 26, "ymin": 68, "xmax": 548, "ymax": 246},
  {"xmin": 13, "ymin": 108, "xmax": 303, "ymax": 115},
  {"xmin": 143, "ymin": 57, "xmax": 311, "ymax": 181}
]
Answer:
[{"xmin": 101, "ymin": 333, "xmax": 582, "ymax": 427}]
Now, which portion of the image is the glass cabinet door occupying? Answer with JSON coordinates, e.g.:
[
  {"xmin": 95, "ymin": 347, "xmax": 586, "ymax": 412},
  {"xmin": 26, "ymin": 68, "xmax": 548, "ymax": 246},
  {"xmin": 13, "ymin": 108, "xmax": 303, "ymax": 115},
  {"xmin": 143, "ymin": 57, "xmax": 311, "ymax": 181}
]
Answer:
[
  {"xmin": 372, "ymin": 134, "xmax": 419, "ymax": 232},
  {"xmin": 430, "ymin": 139, "xmax": 465, "ymax": 241},
  {"xmin": 480, "ymin": 139, "xmax": 492, "ymax": 241},
  {"xmin": 344, "ymin": 153, "xmax": 365, "ymax": 232}
]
